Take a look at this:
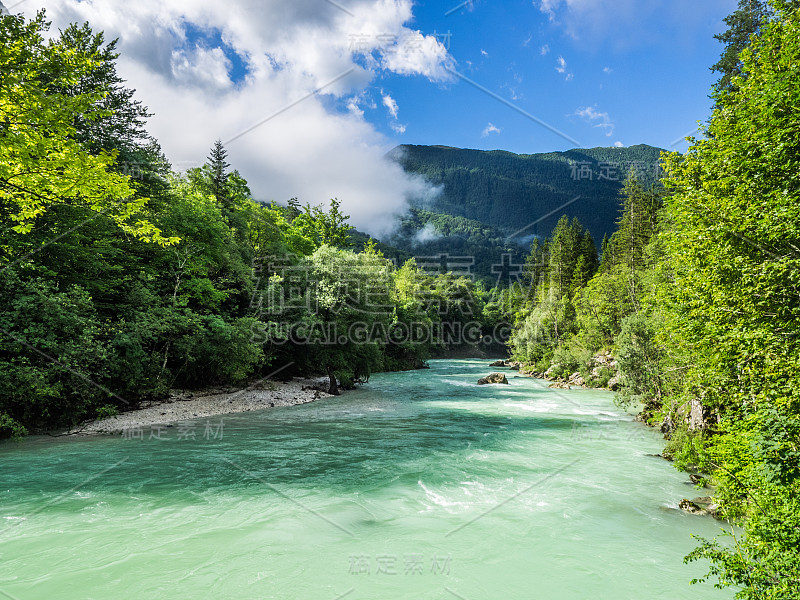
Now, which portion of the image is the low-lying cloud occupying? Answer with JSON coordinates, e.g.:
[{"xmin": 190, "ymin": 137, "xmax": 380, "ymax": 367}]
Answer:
[{"xmin": 413, "ymin": 222, "xmax": 442, "ymax": 244}]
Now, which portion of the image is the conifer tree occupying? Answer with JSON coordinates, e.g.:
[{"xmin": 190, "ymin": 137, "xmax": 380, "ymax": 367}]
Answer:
[
  {"xmin": 207, "ymin": 139, "xmax": 230, "ymax": 207},
  {"xmin": 711, "ymin": 0, "xmax": 772, "ymax": 95}
]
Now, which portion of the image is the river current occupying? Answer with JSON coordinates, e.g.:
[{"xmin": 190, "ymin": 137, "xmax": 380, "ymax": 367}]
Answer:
[{"xmin": 0, "ymin": 359, "xmax": 728, "ymax": 599}]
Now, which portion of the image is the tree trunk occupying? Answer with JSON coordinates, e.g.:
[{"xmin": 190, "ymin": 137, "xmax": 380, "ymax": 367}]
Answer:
[{"xmin": 326, "ymin": 366, "xmax": 340, "ymax": 396}]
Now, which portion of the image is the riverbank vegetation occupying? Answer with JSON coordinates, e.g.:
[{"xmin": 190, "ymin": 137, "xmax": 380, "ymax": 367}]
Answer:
[
  {"xmin": 508, "ymin": 1, "xmax": 799, "ymax": 596},
  {"xmin": 0, "ymin": 11, "xmax": 502, "ymax": 437}
]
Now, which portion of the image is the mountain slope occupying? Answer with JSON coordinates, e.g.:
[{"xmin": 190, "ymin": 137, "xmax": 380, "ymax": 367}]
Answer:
[{"xmin": 389, "ymin": 144, "xmax": 665, "ymax": 245}]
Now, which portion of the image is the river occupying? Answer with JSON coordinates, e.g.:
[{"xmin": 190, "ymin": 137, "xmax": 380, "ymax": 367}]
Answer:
[{"xmin": 0, "ymin": 359, "xmax": 728, "ymax": 599}]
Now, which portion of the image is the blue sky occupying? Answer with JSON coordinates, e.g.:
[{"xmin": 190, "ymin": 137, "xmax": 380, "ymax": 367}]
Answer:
[
  {"xmin": 358, "ymin": 0, "xmax": 736, "ymax": 154},
  {"xmin": 32, "ymin": 0, "xmax": 737, "ymax": 234}
]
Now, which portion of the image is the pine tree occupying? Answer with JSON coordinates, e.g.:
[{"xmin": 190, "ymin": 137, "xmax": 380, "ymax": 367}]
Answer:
[
  {"xmin": 711, "ymin": 0, "xmax": 772, "ymax": 95},
  {"xmin": 609, "ymin": 172, "xmax": 662, "ymax": 271},
  {"xmin": 580, "ymin": 230, "xmax": 599, "ymax": 275},
  {"xmin": 599, "ymin": 233, "xmax": 611, "ymax": 268},
  {"xmin": 548, "ymin": 216, "xmax": 578, "ymax": 301},
  {"xmin": 207, "ymin": 139, "xmax": 230, "ymax": 207}
]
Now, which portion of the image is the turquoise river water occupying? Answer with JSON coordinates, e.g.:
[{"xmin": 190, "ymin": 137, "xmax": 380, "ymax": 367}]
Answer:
[{"xmin": 1, "ymin": 359, "xmax": 730, "ymax": 599}]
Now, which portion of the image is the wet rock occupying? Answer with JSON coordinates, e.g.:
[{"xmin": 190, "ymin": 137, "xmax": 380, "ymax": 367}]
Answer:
[
  {"xmin": 689, "ymin": 473, "xmax": 708, "ymax": 487},
  {"xmin": 679, "ymin": 499, "xmax": 707, "ymax": 514},
  {"xmin": 478, "ymin": 373, "xmax": 509, "ymax": 385},
  {"xmin": 680, "ymin": 497, "xmax": 719, "ymax": 517},
  {"xmin": 548, "ymin": 381, "xmax": 571, "ymax": 390},
  {"xmin": 567, "ymin": 372, "xmax": 586, "ymax": 387},
  {"xmin": 489, "ymin": 360, "xmax": 506, "ymax": 367}
]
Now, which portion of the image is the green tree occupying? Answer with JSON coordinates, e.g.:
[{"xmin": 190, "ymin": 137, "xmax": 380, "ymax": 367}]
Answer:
[
  {"xmin": 303, "ymin": 245, "xmax": 393, "ymax": 394},
  {"xmin": 0, "ymin": 12, "xmax": 170, "ymax": 244},
  {"xmin": 661, "ymin": 1, "xmax": 800, "ymax": 594},
  {"xmin": 207, "ymin": 139, "xmax": 231, "ymax": 207},
  {"xmin": 711, "ymin": 0, "xmax": 773, "ymax": 94}
]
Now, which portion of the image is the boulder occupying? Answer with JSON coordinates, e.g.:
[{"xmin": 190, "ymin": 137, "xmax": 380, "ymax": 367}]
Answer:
[
  {"xmin": 478, "ymin": 372, "xmax": 508, "ymax": 385},
  {"xmin": 688, "ymin": 398, "xmax": 706, "ymax": 431},
  {"xmin": 606, "ymin": 375, "xmax": 620, "ymax": 391},
  {"xmin": 680, "ymin": 497, "xmax": 719, "ymax": 517},
  {"xmin": 689, "ymin": 473, "xmax": 707, "ymax": 487},
  {"xmin": 544, "ymin": 365, "xmax": 560, "ymax": 379},
  {"xmin": 567, "ymin": 372, "xmax": 585, "ymax": 387},
  {"xmin": 678, "ymin": 499, "xmax": 707, "ymax": 515},
  {"xmin": 660, "ymin": 413, "xmax": 675, "ymax": 435},
  {"xmin": 489, "ymin": 360, "xmax": 506, "ymax": 367},
  {"xmin": 548, "ymin": 381, "xmax": 571, "ymax": 390}
]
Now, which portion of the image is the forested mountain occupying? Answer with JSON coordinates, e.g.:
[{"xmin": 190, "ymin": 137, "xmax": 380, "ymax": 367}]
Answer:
[
  {"xmin": 388, "ymin": 143, "xmax": 664, "ymax": 246},
  {"xmin": 382, "ymin": 208, "xmax": 526, "ymax": 287}
]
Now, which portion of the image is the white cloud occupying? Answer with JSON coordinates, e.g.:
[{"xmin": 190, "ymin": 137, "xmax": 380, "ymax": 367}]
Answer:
[
  {"xmin": 413, "ymin": 222, "xmax": 440, "ymax": 244},
  {"xmin": 481, "ymin": 49, "xmax": 488, "ymax": 56},
  {"xmin": 482, "ymin": 123, "xmax": 501, "ymax": 137},
  {"xmin": 28, "ymin": 0, "xmax": 455, "ymax": 236},
  {"xmin": 382, "ymin": 93, "xmax": 399, "ymax": 119},
  {"xmin": 346, "ymin": 97, "xmax": 365, "ymax": 118},
  {"xmin": 539, "ymin": 0, "xmax": 561, "ymax": 21},
  {"xmin": 603, "ymin": 66, "xmax": 613, "ymax": 74},
  {"xmin": 170, "ymin": 46, "xmax": 233, "ymax": 91},
  {"xmin": 614, "ymin": 141, "xmax": 624, "ymax": 147},
  {"xmin": 555, "ymin": 55, "xmax": 573, "ymax": 80},
  {"xmin": 382, "ymin": 93, "xmax": 406, "ymax": 134},
  {"xmin": 380, "ymin": 29, "xmax": 456, "ymax": 81},
  {"xmin": 575, "ymin": 105, "xmax": 614, "ymax": 136},
  {"xmin": 540, "ymin": 44, "xmax": 550, "ymax": 56}
]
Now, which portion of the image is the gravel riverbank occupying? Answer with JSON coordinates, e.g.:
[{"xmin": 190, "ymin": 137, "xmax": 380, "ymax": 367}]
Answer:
[{"xmin": 68, "ymin": 377, "xmax": 334, "ymax": 435}]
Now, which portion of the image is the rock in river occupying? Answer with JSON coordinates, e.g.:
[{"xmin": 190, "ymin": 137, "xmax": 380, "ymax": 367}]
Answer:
[
  {"xmin": 478, "ymin": 373, "xmax": 509, "ymax": 385},
  {"xmin": 679, "ymin": 497, "xmax": 719, "ymax": 517}
]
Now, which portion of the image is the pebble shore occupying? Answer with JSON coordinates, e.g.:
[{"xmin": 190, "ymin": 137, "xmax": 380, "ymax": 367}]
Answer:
[{"xmin": 69, "ymin": 377, "xmax": 334, "ymax": 435}]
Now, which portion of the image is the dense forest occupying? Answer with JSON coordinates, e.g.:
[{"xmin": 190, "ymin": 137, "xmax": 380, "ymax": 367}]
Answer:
[
  {"xmin": 0, "ymin": 12, "xmax": 505, "ymax": 438},
  {"xmin": 506, "ymin": 1, "xmax": 799, "ymax": 596},
  {"xmin": 386, "ymin": 207, "xmax": 527, "ymax": 286},
  {"xmin": 388, "ymin": 142, "xmax": 664, "ymax": 245}
]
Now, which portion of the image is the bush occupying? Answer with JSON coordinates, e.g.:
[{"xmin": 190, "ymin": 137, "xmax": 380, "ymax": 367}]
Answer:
[
  {"xmin": 534, "ymin": 355, "xmax": 552, "ymax": 373},
  {"xmin": 590, "ymin": 366, "xmax": 614, "ymax": 388},
  {"xmin": 662, "ymin": 426, "xmax": 705, "ymax": 472},
  {"xmin": 0, "ymin": 274, "xmax": 113, "ymax": 431},
  {"xmin": 615, "ymin": 312, "xmax": 664, "ymax": 405},
  {"xmin": 0, "ymin": 413, "xmax": 27, "ymax": 440},
  {"xmin": 96, "ymin": 405, "xmax": 119, "ymax": 420}
]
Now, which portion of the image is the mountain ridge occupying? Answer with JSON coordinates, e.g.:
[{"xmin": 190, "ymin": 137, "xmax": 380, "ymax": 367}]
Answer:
[{"xmin": 388, "ymin": 143, "xmax": 666, "ymax": 246}]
